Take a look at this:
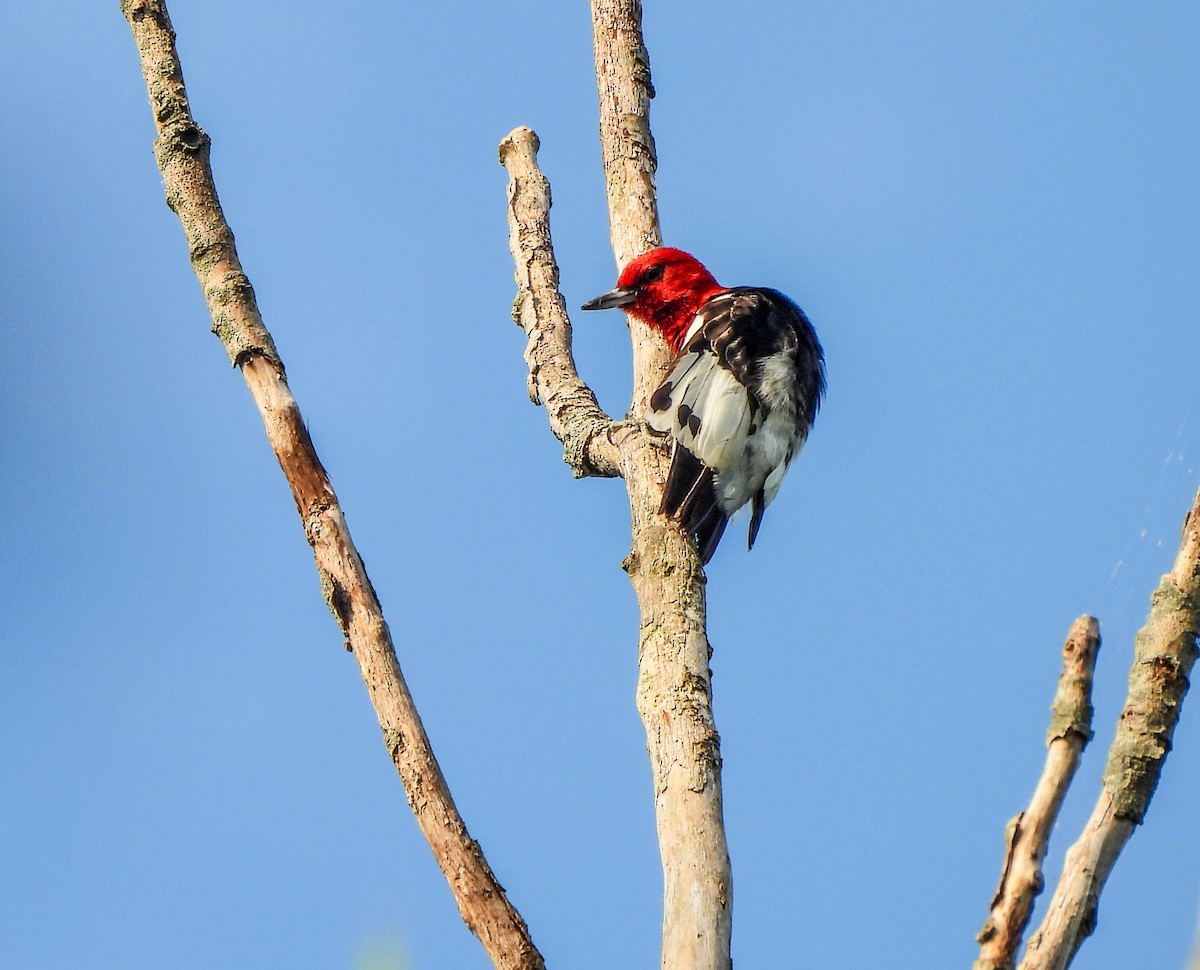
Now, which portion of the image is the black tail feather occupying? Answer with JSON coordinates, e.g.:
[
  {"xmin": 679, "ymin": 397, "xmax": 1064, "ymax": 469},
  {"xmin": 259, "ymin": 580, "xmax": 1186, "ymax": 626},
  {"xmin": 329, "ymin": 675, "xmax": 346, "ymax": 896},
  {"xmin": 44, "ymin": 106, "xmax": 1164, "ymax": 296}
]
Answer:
[
  {"xmin": 747, "ymin": 489, "xmax": 767, "ymax": 550},
  {"xmin": 690, "ymin": 503, "xmax": 729, "ymax": 565},
  {"xmin": 661, "ymin": 445, "xmax": 705, "ymax": 518},
  {"xmin": 662, "ymin": 444, "xmax": 729, "ymax": 564}
]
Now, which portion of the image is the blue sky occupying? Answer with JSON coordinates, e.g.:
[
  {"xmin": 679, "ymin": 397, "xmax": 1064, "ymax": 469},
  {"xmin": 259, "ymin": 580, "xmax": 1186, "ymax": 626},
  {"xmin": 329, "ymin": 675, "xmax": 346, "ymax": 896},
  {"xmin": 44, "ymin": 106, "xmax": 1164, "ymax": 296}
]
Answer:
[{"xmin": 2, "ymin": 2, "xmax": 1198, "ymax": 968}]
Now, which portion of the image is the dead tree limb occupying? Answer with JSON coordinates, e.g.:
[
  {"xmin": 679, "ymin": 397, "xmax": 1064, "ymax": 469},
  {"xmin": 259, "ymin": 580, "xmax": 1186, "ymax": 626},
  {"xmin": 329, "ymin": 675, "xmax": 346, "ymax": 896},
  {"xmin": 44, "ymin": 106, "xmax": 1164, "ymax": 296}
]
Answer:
[
  {"xmin": 499, "ymin": 3, "xmax": 733, "ymax": 966},
  {"xmin": 499, "ymin": 127, "xmax": 626, "ymax": 479},
  {"xmin": 1016, "ymin": 483, "xmax": 1200, "ymax": 970},
  {"xmin": 588, "ymin": 6, "xmax": 733, "ymax": 962},
  {"xmin": 499, "ymin": 126, "xmax": 730, "ymax": 970},
  {"xmin": 975, "ymin": 616, "xmax": 1100, "ymax": 970},
  {"xmin": 589, "ymin": 0, "xmax": 667, "ymax": 402},
  {"xmin": 120, "ymin": 3, "xmax": 544, "ymax": 967}
]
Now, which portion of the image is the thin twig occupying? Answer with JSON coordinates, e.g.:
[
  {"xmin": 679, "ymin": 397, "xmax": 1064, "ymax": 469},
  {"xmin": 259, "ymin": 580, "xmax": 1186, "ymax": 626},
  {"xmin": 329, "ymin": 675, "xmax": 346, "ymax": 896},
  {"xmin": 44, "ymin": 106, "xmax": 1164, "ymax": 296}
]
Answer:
[
  {"xmin": 975, "ymin": 616, "xmax": 1100, "ymax": 970},
  {"xmin": 1018, "ymin": 484, "xmax": 1200, "ymax": 970},
  {"xmin": 120, "ymin": 3, "xmax": 544, "ymax": 967}
]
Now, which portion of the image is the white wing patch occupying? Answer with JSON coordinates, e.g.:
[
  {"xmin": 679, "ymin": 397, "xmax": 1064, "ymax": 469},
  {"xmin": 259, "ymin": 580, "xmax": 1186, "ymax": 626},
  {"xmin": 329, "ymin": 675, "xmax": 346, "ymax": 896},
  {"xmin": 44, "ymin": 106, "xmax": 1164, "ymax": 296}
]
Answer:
[
  {"xmin": 649, "ymin": 352, "xmax": 753, "ymax": 472},
  {"xmin": 650, "ymin": 352, "xmax": 802, "ymax": 516},
  {"xmin": 651, "ymin": 350, "xmax": 802, "ymax": 516}
]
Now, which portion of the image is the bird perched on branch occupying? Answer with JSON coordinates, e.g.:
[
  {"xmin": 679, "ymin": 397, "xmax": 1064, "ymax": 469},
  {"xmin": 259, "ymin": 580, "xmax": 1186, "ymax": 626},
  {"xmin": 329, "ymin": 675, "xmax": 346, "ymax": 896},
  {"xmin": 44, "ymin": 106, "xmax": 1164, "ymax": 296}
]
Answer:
[{"xmin": 582, "ymin": 247, "xmax": 825, "ymax": 564}]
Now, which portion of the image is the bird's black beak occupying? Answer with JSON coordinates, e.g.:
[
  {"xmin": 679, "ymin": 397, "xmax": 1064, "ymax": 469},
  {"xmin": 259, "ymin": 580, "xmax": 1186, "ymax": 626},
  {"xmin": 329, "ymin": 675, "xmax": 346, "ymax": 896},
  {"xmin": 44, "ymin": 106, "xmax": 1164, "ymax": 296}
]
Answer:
[{"xmin": 581, "ymin": 286, "xmax": 637, "ymax": 311}]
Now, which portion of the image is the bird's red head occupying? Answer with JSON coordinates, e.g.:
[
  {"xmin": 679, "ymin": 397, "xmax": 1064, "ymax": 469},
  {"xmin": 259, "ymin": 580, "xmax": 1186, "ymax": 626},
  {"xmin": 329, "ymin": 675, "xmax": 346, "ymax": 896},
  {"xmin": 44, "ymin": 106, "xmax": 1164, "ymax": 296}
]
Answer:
[{"xmin": 581, "ymin": 247, "xmax": 725, "ymax": 352}]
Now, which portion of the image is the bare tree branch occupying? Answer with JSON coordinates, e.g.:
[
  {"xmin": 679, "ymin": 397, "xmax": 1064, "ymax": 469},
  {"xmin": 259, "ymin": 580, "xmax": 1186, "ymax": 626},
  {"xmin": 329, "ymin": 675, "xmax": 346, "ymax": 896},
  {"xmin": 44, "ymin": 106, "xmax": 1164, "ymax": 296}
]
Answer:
[
  {"xmin": 975, "ymin": 616, "xmax": 1100, "ymax": 970},
  {"xmin": 499, "ymin": 127, "xmax": 625, "ymax": 478},
  {"xmin": 499, "ymin": 119, "xmax": 727, "ymax": 969},
  {"xmin": 589, "ymin": 0, "xmax": 666, "ymax": 405},
  {"xmin": 591, "ymin": 3, "xmax": 732, "ymax": 967},
  {"xmin": 120, "ymin": 3, "xmax": 544, "ymax": 967},
  {"xmin": 498, "ymin": 3, "xmax": 732, "ymax": 966},
  {"xmin": 499, "ymin": 117, "xmax": 730, "ymax": 969},
  {"xmin": 1018, "ymin": 484, "xmax": 1200, "ymax": 970},
  {"xmin": 590, "ymin": 1, "xmax": 734, "ymax": 963}
]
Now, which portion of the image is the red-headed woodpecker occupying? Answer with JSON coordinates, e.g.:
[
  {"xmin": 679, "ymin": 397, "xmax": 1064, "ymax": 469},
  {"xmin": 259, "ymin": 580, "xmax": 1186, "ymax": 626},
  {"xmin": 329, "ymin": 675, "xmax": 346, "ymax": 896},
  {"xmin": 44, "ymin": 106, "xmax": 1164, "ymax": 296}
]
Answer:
[{"xmin": 582, "ymin": 247, "xmax": 825, "ymax": 564}]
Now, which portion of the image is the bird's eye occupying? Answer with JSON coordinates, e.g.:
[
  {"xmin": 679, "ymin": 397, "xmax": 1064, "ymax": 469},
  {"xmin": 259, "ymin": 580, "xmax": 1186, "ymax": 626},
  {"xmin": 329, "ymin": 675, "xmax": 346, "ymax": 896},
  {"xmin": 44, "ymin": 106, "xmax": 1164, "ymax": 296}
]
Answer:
[{"xmin": 641, "ymin": 263, "xmax": 666, "ymax": 285}]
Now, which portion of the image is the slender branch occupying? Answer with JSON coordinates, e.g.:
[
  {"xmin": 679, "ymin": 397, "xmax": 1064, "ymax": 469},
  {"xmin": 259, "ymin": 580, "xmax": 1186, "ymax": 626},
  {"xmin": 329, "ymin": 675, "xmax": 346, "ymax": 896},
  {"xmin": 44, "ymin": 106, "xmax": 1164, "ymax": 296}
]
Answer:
[
  {"xmin": 975, "ymin": 616, "xmax": 1100, "ymax": 970},
  {"xmin": 1018, "ymin": 484, "xmax": 1200, "ymax": 970},
  {"xmin": 590, "ymin": 0, "xmax": 667, "ymax": 410},
  {"xmin": 499, "ymin": 127, "xmax": 624, "ymax": 478},
  {"xmin": 120, "ymin": 4, "xmax": 544, "ymax": 967}
]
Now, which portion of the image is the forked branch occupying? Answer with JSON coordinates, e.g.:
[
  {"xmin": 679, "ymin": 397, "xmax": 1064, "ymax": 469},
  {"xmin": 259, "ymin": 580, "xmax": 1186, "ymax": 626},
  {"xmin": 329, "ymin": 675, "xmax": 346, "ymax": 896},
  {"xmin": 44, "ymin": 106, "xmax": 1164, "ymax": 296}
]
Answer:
[
  {"xmin": 499, "ymin": 3, "xmax": 733, "ymax": 968},
  {"xmin": 1013, "ymin": 484, "xmax": 1200, "ymax": 970},
  {"xmin": 120, "ymin": 3, "xmax": 543, "ymax": 967}
]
